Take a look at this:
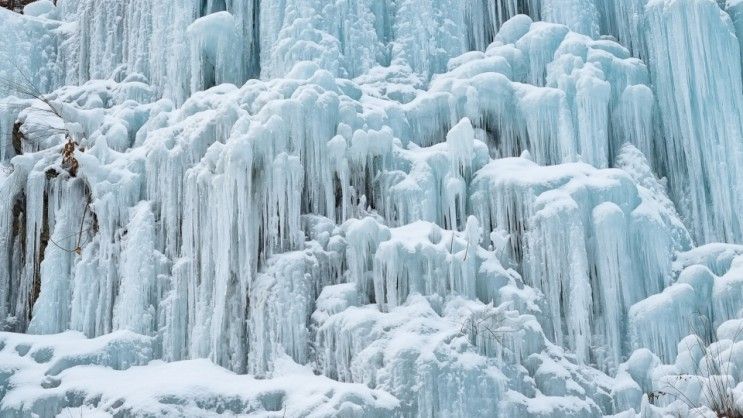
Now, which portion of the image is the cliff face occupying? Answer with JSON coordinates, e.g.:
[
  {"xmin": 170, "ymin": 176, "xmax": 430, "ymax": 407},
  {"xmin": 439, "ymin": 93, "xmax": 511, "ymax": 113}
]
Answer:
[{"xmin": 0, "ymin": 1, "xmax": 742, "ymax": 417}]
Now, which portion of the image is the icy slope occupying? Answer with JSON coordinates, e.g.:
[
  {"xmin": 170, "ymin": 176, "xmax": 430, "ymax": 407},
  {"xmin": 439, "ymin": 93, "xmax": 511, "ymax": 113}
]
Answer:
[
  {"xmin": 0, "ymin": 0, "xmax": 742, "ymax": 417},
  {"xmin": 0, "ymin": 331, "xmax": 398, "ymax": 417}
]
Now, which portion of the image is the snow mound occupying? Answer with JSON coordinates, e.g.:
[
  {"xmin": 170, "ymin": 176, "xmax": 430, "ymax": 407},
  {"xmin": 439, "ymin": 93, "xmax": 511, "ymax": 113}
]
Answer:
[{"xmin": 0, "ymin": 332, "xmax": 397, "ymax": 417}]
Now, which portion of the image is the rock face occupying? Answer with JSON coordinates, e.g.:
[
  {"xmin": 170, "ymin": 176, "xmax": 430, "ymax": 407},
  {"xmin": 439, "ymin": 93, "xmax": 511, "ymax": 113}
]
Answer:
[
  {"xmin": 0, "ymin": 0, "xmax": 37, "ymax": 12},
  {"xmin": 0, "ymin": 0, "xmax": 742, "ymax": 417}
]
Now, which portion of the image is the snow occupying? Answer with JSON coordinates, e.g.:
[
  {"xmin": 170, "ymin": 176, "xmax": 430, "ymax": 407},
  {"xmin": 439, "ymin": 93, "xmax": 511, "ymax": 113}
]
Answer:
[
  {"xmin": 0, "ymin": 331, "xmax": 397, "ymax": 417},
  {"xmin": 0, "ymin": 1, "xmax": 742, "ymax": 417}
]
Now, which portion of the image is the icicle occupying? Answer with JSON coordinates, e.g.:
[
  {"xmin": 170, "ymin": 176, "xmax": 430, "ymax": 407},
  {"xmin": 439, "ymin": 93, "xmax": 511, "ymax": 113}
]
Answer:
[
  {"xmin": 446, "ymin": 118, "xmax": 475, "ymax": 178},
  {"xmin": 465, "ymin": 2, "xmax": 539, "ymax": 50},
  {"xmin": 111, "ymin": 202, "xmax": 160, "ymax": 336},
  {"xmin": 628, "ymin": 284, "xmax": 698, "ymax": 363},
  {"xmin": 187, "ymin": 11, "xmax": 243, "ymax": 94},
  {"xmin": 161, "ymin": 258, "xmax": 190, "ymax": 362},
  {"xmin": 516, "ymin": 22, "xmax": 569, "ymax": 86},
  {"xmin": 28, "ymin": 179, "xmax": 89, "ymax": 334},
  {"xmin": 343, "ymin": 217, "xmax": 390, "ymax": 304},
  {"xmin": 315, "ymin": 296, "xmax": 506, "ymax": 416},
  {"xmin": 373, "ymin": 221, "xmax": 479, "ymax": 309},
  {"xmin": 515, "ymin": 85, "xmax": 576, "ymax": 165},
  {"xmin": 248, "ymin": 251, "xmax": 313, "ymax": 377},
  {"xmin": 728, "ymin": 0, "xmax": 743, "ymax": 82},
  {"xmin": 614, "ymin": 85, "xmax": 656, "ymax": 164},
  {"xmin": 713, "ymin": 255, "xmax": 743, "ymax": 327},
  {"xmin": 14, "ymin": 170, "xmax": 47, "ymax": 331},
  {"xmin": 391, "ymin": 0, "xmax": 467, "ymax": 79},
  {"xmin": 596, "ymin": 0, "xmax": 649, "ymax": 58},
  {"xmin": 645, "ymin": 0, "xmax": 743, "ymax": 243},
  {"xmin": 591, "ymin": 202, "xmax": 635, "ymax": 370},
  {"xmin": 541, "ymin": 0, "xmax": 600, "ymax": 37},
  {"xmin": 527, "ymin": 195, "xmax": 592, "ymax": 363}
]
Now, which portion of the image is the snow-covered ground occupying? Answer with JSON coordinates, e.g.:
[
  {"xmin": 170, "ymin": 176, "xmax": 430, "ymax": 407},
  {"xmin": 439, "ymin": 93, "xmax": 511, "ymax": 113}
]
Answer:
[{"xmin": 0, "ymin": 0, "xmax": 742, "ymax": 416}]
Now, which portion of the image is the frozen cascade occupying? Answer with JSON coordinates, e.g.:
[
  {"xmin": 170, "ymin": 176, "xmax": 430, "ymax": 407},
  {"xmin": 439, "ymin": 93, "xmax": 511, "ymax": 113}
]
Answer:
[
  {"xmin": 188, "ymin": 12, "xmax": 243, "ymax": 95},
  {"xmin": 0, "ymin": 0, "xmax": 674, "ymax": 104},
  {"xmin": 0, "ymin": 8, "xmax": 59, "ymax": 97},
  {"xmin": 541, "ymin": 0, "xmax": 600, "ymax": 37},
  {"xmin": 596, "ymin": 0, "xmax": 649, "ymax": 58},
  {"xmin": 645, "ymin": 0, "xmax": 743, "ymax": 244},
  {"xmin": 315, "ymin": 295, "xmax": 510, "ymax": 417},
  {"xmin": 111, "ymin": 202, "xmax": 164, "ymax": 336},
  {"xmin": 372, "ymin": 220, "xmax": 480, "ymax": 309},
  {"xmin": 591, "ymin": 202, "xmax": 637, "ymax": 368},
  {"xmin": 248, "ymin": 226, "xmax": 345, "ymax": 377},
  {"xmin": 470, "ymin": 154, "xmax": 691, "ymax": 369},
  {"xmin": 26, "ymin": 178, "xmax": 89, "ymax": 335},
  {"xmin": 629, "ymin": 244, "xmax": 743, "ymax": 362},
  {"xmin": 0, "ymin": 2, "xmax": 742, "ymax": 417},
  {"xmin": 730, "ymin": 1, "xmax": 743, "ymax": 81}
]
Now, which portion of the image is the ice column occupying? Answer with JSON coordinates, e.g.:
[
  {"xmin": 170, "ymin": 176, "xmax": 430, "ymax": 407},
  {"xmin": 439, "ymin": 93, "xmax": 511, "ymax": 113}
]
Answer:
[
  {"xmin": 187, "ymin": 12, "xmax": 243, "ymax": 94},
  {"xmin": 526, "ymin": 197, "xmax": 592, "ymax": 363},
  {"xmin": 541, "ymin": 0, "xmax": 600, "ymax": 37},
  {"xmin": 112, "ymin": 202, "xmax": 160, "ymax": 336},
  {"xmin": 645, "ymin": 0, "xmax": 743, "ymax": 243}
]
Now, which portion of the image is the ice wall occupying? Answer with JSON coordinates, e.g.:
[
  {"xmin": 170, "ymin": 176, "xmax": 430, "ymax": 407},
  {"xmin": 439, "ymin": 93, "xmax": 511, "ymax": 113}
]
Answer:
[
  {"xmin": 1, "ymin": 1, "xmax": 742, "ymax": 417},
  {"xmin": 10, "ymin": 0, "xmax": 668, "ymax": 102},
  {"xmin": 645, "ymin": 0, "xmax": 743, "ymax": 244}
]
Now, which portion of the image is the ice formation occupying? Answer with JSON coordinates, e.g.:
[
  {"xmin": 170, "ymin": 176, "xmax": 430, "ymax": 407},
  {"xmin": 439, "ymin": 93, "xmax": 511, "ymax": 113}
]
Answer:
[{"xmin": 0, "ymin": 0, "xmax": 742, "ymax": 416}]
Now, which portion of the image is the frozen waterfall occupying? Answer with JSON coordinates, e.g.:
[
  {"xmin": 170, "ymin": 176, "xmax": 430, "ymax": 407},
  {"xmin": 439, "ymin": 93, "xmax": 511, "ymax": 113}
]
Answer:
[{"xmin": 0, "ymin": 0, "xmax": 742, "ymax": 417}]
